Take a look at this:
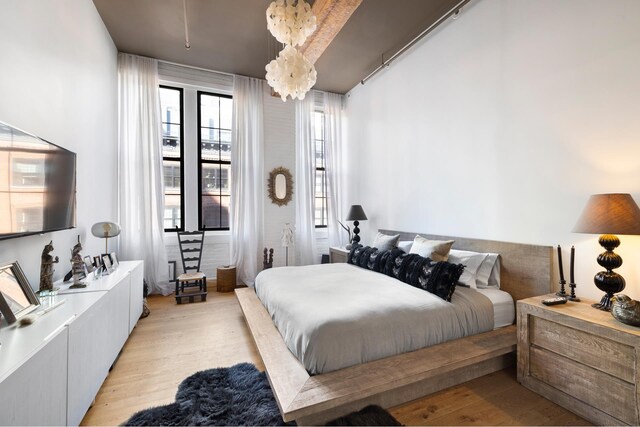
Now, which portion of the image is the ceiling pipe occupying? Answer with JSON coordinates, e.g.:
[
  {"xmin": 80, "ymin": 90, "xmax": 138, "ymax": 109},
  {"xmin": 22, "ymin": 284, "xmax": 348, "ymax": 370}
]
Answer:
[
  {"xmin": 183, "ymin": 0, "xmax": 191, "ymax": 50},
  {"xmin": 360, "ymin": 0, "xmax": 471, "ymax": 85}
]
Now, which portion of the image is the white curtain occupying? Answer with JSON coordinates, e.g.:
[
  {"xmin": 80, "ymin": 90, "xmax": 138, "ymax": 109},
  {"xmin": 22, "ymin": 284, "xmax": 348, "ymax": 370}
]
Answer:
[
  {"xmin": 295, "ymin": 94, "xmax": 318, "ymax": 265},
  {"xmin": 324, "ymin": 92, "xmax": 345, "ymax": 248},
  {"xmin": 117, "ymin": 53, "xmax": 171, "ymax": 295},
  {"xmin": 230, "ymin": 76, "xmax": 264, "ymax": 286}
]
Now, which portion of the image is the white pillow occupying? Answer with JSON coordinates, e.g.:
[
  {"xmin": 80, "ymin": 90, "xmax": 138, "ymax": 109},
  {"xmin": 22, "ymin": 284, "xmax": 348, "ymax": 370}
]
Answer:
[
  {"xmin": 397, "ymin": 240, "xmax": 413, "ymax": 253},
  {"xmin": 477, "ymin": 253, "xmax": 501, "ymax": 288},
  {"xmin": 448, "ymin": 251, "xmax": 489, "ymax": 289},
  {"xmin": 449, "ymin": 250, "xmax": 501, "ymax": 289},
  {"xmin": 410, "ymin": 235, "xmax": 454, "ymax": 261},
  {"xmin": 371, "ymin": 232, "xmax": 400, "ymax": 251}
]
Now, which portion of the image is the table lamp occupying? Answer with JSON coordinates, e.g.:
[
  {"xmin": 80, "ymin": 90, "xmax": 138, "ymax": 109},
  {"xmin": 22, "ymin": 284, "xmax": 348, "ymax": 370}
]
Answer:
[
  {"xmin": 346, "ymin": 205, "xmax": 367, "ymax": 249},
  {"xmin": 573, "ymin": 194, "xmax": 640, "ymax": 311},
  {"xmin": 91, "ymin": 222, "xmax": 121, "ymax": 255}
]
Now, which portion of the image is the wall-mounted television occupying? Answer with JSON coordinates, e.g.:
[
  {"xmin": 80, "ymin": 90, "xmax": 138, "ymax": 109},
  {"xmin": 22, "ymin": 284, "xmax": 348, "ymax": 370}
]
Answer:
[{"xmin": 0, "ymin": 121, "xmax": 76, "ymax": 241}]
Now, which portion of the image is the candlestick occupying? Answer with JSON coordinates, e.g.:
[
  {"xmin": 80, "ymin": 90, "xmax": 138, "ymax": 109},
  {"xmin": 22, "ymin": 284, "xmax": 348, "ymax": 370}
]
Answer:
[
  {"xmin": 567, "ymin": 245, "xmax": 580, "ymax": 301},
  {"xmin": 557, "ymin": 245, "xmax": 565, "ymax": 282},
  {"xmin": 556, "ymin": 245, "xmax": 567, "ymax": 297},
  {"xmin": 570, "ymin": 245, "xmax": 575, "ymax": 284}
]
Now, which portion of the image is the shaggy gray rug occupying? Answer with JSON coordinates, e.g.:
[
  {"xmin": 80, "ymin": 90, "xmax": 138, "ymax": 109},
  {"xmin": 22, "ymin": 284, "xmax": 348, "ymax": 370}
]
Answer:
[{"xmin": 122, "ymin": 363, "xmax": 401, "ymax": 426}]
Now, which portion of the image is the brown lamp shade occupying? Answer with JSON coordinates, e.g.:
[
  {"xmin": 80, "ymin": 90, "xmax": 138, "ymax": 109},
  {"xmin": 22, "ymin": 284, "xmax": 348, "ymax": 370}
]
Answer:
[
  {"xmin": 346, "ymin": 205, "xmax": 368, "ymax": 221},
  {"xmin": 573, "ymin": 194, "xmax": 640, "ymax": 235}
]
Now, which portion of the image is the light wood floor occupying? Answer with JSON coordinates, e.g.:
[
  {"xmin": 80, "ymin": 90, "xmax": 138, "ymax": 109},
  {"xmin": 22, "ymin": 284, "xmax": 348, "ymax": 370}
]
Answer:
[{"xmin": 82, "ymin": 290, "xmax": 589, "ymax": 426}]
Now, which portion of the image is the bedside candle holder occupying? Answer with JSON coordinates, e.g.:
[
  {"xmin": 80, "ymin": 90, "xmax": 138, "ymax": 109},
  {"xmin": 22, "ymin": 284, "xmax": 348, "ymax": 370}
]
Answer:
[
  {"xmin": 556, "ymin": 245, "xmax": 567, "ymax": 297},
  {"xmin": 566, "ymin": 246, "xmax": 580, "ymax": 301}
]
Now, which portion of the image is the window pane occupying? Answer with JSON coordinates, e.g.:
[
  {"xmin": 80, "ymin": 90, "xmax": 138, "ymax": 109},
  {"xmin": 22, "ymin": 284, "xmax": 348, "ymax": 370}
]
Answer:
[
  {"xmin": 163, "ymin": 161, "xmax": 181, "ymax": 192},
  {"xmin": 200, "ymin": 94, "xmax": 220, "ymax": 127},
  {"xmin": 164, "ymin": 194, "xmax": 181, "ymax": 229},
  {"xmin": 220, "ymin": 130, "xmax": 231, "ymax": 161},
  {"xmin": 200, "ymin": 195, "xmax": 230, "ymax": 229},
  {"xmin": 160, "ymin": 88, "xmax": 181, "ymax": 124},
  {"xmin": 160, "ymin": 87, "xmax": 182, "ymax": 160},
  {"xmin": 314, "ymin": 111, "xmax": 324, "ymax": 140},
  {"xmin": 315, "ymin": 139, "xmax": 324, "ymax": 168},
  {"xmin": 201, "ymin": 127, "xmax": 220, "ymax": 161},
  {"xmin": 220, "ymin": 97, "xmax": 233, "ymax": 129}
]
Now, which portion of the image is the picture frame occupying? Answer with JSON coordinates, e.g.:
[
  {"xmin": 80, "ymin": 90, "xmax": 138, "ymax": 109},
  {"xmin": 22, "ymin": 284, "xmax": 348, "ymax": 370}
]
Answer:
[
  {"xmin": 102, "ymin": 254, "xmax": 113, "ymax": 274},
  {"xmin": 93, "ymin": 256, "xmax": 102, "ymax": 269},
  {"xmin": 110, "ymin": 252, "xmax": 119, "ymax": 270},
  {"xmin": 0, "ymin": 261, "xmax": 40, "ymax": 324},
  {"xmin": 83, "ymin": 256, "xmax": 95, "ymax": 273}
]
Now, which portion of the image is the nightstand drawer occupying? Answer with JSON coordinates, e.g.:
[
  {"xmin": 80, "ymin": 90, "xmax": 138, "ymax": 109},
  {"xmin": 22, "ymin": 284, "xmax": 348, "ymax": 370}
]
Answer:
[
  {"xmin": 530, "ymin": 346, "xmax": 636, "ymax": 424},
  {"xmin": 530, "ymin": 316, "xmax": 634, "ymax": 382}
]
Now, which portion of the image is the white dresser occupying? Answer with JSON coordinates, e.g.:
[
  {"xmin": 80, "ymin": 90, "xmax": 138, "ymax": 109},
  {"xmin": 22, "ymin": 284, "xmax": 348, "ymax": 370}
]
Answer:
[{"xmin": 0, "ymin": 260, "xmax": 144, "ymax": 426}]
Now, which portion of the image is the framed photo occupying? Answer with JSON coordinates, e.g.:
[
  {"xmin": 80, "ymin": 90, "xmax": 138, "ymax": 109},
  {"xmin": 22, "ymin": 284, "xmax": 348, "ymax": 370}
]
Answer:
[
  {"xmin": 93, "ymin": 256, "xmax": 102, "ymax": 268},
  {"xmin": 110, "ymin": 252, "xmax": 119, "ymax": 270},
  {"xmin": 0, "ymin": 261, "xmax": 40, "ymax": 324},
  {"xmin": 102, "ymin": 254, "xmax": 113, "ymax": 274},
  {"xmin": 83, "ymin": 256, "xmax": 95, "ymax": 273}
]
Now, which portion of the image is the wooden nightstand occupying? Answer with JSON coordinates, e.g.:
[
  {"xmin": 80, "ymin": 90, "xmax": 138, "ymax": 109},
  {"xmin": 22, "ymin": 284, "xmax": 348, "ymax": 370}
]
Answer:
[
  {"xmin": 517, "ymin": 294, "xmax": 640, "ymax": 425},
  {"xmin": 329, "ymin": 247, "xmax": 349, "ymax": 263}
]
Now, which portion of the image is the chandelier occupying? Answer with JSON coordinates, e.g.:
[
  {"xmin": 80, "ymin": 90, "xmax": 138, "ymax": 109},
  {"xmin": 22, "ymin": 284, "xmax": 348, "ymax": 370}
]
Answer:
[
  {"xmin": 266, "ymin": 45, "xmax": 317, "ymax": 101},
  {"xmin": 265, "ymin": 0, "xmax": 317, "ymax": 101}
]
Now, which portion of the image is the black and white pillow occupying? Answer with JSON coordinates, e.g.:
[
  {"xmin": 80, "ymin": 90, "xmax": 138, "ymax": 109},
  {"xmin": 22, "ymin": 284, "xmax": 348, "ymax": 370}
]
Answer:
[{"xmin": 416, "ymin": 261, "xmax": 465, "ymax": 302}]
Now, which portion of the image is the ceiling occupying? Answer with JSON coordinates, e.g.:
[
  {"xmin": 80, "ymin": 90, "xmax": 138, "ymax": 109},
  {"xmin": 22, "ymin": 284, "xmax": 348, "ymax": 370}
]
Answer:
[{"xmin": 93, "ymin": 0, "xmax": 461, "ymax": 94}]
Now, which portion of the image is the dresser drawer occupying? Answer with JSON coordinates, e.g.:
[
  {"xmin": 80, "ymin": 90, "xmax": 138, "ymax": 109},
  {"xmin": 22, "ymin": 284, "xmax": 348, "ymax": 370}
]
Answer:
[
  {"xmin": 530, "ymin": 346, "xmax": 636, "ymax": 424},
  {"xmin": 530, "ymin": 316, "xmax": 634, "ymax": 382}
]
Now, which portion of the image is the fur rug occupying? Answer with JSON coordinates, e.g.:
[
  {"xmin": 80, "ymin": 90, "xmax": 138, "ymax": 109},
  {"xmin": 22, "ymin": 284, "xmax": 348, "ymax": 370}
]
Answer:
[{"xmin": 122, "ymin": 363, "xmax": 401, "ymax": 426}]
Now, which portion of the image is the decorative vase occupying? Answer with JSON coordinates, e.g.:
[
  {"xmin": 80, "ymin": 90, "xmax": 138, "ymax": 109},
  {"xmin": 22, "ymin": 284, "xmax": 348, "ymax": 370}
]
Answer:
[{"xmin": 611, "ymin": 294, "xmax": 640, "ymax": 326}]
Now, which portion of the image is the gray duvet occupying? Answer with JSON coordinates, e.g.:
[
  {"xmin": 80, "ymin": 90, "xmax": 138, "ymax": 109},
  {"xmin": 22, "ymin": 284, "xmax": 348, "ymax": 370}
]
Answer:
[{"xmin": 255, "ymin": 263, "xmax": 494, "ymax": 375}]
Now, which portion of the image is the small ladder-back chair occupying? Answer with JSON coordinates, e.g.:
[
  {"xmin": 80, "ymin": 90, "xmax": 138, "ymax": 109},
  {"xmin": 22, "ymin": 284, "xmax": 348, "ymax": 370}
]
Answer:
[{"xmin": 175, "ymin": 226, "xmax": 207, "ymax": 304}]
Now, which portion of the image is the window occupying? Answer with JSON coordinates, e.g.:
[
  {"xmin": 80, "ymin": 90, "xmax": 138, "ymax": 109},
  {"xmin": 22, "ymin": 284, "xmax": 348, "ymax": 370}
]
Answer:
[
  {"xmin": 314, "ymin": 111, "xmax": 327, "ymax": 228},
  {"xmin": 198, "ymin": 91, "xmax": 233, "ymax": 230},
  {"xmin": 159, "ymin": 86, "xmax": 184, "ymax": 231}
]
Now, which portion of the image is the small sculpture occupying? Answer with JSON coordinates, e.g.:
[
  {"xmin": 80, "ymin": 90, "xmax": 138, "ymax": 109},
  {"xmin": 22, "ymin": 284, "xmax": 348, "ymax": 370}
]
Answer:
[
  {"xmin": 69, "ymin": 236, "xmax": 87, "ymax": 289},
  {"xmin": 39, "ymin": 241, "xmax": 60, "ymax": 293},
  {"xmin": 611, "ymin": 294, "xmax": 640, "ymax": 326},
  {"xmin": 263, "ymin": 248, "xmax": 274, "ymax": 269}
]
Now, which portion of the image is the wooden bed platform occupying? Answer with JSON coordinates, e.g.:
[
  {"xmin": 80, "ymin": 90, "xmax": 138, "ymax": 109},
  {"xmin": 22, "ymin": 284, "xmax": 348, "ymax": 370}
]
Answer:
[{"xmin": 236, "ymin": 230, "xmax": 553, "ymax": 425}]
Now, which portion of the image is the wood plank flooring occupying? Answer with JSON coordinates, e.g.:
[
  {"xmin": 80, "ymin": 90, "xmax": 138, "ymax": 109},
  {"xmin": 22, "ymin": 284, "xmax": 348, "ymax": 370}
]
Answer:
[{"xmin": 82, "ymin": 290, "xmax": 589, "ymax": 426}]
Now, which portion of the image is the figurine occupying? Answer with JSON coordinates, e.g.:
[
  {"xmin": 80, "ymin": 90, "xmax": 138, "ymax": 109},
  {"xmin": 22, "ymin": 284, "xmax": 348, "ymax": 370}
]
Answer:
[
  {"xmin": 69, "ymin": 236, "xmax": 87, "ymax": 289},
  {"xmin": 263, "ymin": 248, "xmax": 274, "ymax": 269},
  {"xmin": 611, "ymin": 294, "xmax": 640, "ymax": 326},
  {"xmin": 39, "ymin": 241, "xmax": 60, "ymax": 293}
]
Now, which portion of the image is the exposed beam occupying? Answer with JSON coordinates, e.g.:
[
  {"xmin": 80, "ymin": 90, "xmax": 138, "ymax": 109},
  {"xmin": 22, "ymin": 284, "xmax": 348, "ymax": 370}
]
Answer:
[{"xmin": 300, "ymin": 0, "xmax": 362, "ymax": 64}]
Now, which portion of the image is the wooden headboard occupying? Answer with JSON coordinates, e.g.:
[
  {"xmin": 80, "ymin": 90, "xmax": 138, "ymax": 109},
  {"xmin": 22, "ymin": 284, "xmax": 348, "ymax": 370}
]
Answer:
[{"xmin": 379, "ymin": 229, "xmax": 553, "ymax": 301}]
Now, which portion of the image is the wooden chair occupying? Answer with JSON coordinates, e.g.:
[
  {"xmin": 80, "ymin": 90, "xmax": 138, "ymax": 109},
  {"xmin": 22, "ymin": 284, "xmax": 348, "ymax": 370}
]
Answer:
[{"xmin": 175, "ymin": 226, "xmax": 207, "ymax": 304}]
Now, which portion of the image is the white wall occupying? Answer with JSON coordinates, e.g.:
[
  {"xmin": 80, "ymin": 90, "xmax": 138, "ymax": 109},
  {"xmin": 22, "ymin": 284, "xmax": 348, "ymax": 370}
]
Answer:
[
  {"xmin": 345, "ymin": 0, "xmax": 640, "ymax": 301},
  {"xmin": 0, "ymin": 0, "xmax": 118, "ymax": 290}
]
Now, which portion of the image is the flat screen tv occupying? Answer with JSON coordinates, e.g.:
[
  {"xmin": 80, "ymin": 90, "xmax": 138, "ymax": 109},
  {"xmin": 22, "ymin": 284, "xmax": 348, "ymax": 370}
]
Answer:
[{"xmin": 0, "ymin": 121, "xmax": 76, "ymax": 240}]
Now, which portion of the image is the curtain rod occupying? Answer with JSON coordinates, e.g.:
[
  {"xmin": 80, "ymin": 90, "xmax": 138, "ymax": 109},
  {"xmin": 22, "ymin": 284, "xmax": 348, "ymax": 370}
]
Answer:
[{"xmin": 360, "ymin": 0, "xmax": 472, "ymax": 86}]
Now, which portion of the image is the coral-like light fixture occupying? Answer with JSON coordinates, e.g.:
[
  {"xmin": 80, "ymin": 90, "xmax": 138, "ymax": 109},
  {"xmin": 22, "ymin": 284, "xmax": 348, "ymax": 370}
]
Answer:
[
  {"xmin": 265, "ymin": 0, "xmax": 317, "ymax": 102},
  {"xmin": 266, "ymin": 0, "xmax": 317, "ymax": 47},
  {"xmin": 266, "ymin": 45, "xmax": 317, "ymax": 101}
]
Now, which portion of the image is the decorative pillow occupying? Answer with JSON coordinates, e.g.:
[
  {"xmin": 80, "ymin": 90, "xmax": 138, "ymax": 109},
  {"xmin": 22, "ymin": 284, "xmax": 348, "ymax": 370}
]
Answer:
[
  {"xmin": 397, "ymin": 240, "xmax": 413, "ymax": 253},
  {"xmin": 416, "ymin": 261, "xmax": 465, "ymax": 302},
  {"xmin": 371, "ymin": 232, "xmax": 400, "ymax": 251},
  {"xmin": 409, "ymin": 235, "xmax": 454, "ymax": 261},
  {"xmin": 357, "ymin": 246, "xmax": 378, "ymax": 269},
  {"xmin": 347, "ymin": 244, "xmax": 364, "ymax": 265},
  {"xmin": 447, "ymin": 251, "xmax": 489, "ymax": 289}
]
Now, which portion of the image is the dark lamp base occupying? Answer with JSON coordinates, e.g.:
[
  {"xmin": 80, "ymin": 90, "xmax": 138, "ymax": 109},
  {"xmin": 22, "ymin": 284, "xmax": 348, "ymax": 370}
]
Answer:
[
  {"xmin": 592, "ymin": 293, "xmax": 614, "ymax": 311},
  {"xmin": 591, "ymin": 234, "xmax": 626, "ymax": 312}
]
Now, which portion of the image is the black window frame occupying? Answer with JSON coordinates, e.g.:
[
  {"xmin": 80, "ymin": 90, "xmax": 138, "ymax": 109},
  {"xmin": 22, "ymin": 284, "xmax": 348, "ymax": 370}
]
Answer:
[
  {"xmin": 197, "ymin": 90, "xmax": 233, "ymax": 231},
  {"xmin": 314, "ymin": 110, "xmax": 328, "ymax": 229},
  {"xmin": 160, "ymin": 85, "xmax": 185, "ymax": 232}
]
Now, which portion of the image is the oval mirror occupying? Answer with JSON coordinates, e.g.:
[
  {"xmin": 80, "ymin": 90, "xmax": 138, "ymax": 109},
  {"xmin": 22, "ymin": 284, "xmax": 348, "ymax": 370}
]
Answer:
[
  {"xmin": 275, "ymin": 174, "xmax": 286, "ymax": 199},
  {"xmin": 268, "ymin": 167, "xmax": 293, "ymax": 206}
]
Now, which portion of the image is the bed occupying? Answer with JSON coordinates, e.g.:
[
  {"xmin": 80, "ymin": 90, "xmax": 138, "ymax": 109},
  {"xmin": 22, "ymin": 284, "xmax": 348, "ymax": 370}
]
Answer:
[{"xmin": 236, "ymin": 230, "xmax": 552, "ymax": 424}]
